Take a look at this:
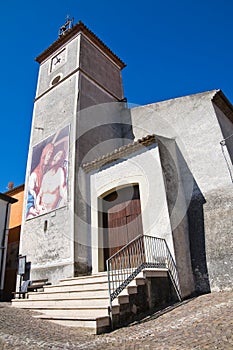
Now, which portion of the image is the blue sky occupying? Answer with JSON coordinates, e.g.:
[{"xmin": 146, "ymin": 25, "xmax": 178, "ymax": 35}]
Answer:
[{"xmin": 1, "ymin": 0, "xmax": 233, "ymax": 192}]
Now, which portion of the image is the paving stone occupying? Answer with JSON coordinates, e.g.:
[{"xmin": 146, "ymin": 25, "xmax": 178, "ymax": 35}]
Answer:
[{"xmin": 0, "ymin": 291, "xmax": 232, "ymax": 349}]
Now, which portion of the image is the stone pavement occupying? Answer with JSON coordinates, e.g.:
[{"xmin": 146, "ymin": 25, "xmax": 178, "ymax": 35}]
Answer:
[{"xmin": 0, "ymin": 291, "xmax": 232, "ymax": 350}]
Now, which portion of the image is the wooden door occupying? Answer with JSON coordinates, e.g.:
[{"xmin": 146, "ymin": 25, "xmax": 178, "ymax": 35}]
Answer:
[{"xmin": 103, "ymin": 186, "xmax": 143, "ymax": 261}]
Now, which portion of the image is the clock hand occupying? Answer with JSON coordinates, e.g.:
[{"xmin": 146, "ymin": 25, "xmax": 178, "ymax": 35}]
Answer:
[{"xmin": 54, "ymin": 56, "xmax": 61, "ymax": 65}]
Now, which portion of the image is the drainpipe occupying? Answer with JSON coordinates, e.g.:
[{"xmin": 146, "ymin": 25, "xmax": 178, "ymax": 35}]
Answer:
[{"xmin": 0, "ymin": 202, "xmax": 10, "ymax": 293}]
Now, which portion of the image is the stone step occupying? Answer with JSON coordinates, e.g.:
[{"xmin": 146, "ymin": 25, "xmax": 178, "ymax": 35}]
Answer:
[
  {"xmin": 12, "ymin": 294, "xmax": 129, "ymax": 308},
  {"xmin": 12, "ymin": 298, "xmax": 109, "ymax": 309},
  {"xmin": 28, "ymin": 289, "xmax": 109, "ymax": 300},
  {"xmin": 14, "ymin": 304, "xmax": 120, "ymax": 318},
  {"xmin": 57, "ymin": 269, "xmax": 150, "ymax": 287},
  {"xmin": 44, "ymin": 280, "xmax": 109, "ymax": 293},
  {"xmin": 44, "ymin": 275, "xmax": 145, "ymax": 294},
  {"xmin": 33, "ymin": 314, "xmax": 110, "ymax": 333},
  {"xmin": 29, "ymin": 284, "xmax": 137, "ymax": 300},
  {"xmin": 11, "ymin": 268, "xmax": 172, "ymax": 333},
  {"xmin": 59, "ymin": 273, "xmax": 108, "ymax": 285},
  {"xmin": 143, "ymin": 268, "xmax": 168, "ymax": 278}
]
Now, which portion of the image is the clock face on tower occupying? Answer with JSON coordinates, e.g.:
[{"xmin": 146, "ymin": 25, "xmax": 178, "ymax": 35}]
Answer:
[{"xmin": 50, "ymin": 49, "xmax": 66, "ymax": 72}]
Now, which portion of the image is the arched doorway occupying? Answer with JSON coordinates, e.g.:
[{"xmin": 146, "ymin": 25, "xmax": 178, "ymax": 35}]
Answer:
[{"xmin": 101, "ymin": 184, "xmax": 143, "ymax": 268}]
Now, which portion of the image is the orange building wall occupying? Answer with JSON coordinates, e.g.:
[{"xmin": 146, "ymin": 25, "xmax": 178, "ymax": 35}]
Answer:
[
  {"xmin": 5, "ymin": 185, "xmax": 25, "ymax": 229},
  {"xmin": 3, "ymin": 184, "xmax": 25, "ymax": 300}
]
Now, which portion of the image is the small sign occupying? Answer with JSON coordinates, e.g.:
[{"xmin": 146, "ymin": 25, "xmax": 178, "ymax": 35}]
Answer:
[{"xmin": 18, "ymin": 255, "xmax": 26, "ymax": 275}]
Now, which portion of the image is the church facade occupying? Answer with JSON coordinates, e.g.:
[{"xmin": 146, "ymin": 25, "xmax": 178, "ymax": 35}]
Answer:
[{"xmin": 18, "ymin": 20, "xmax": 233, "ymax": 301}]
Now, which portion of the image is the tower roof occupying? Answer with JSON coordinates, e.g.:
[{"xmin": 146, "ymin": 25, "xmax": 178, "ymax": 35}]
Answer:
[{"xmin": 35, "ymin": 21, "xmax": 126, "ymax": 69}]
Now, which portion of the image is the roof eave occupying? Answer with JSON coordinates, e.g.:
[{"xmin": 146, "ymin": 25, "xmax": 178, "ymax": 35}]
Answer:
[
  {"xmin": 82, "ymin": 135, "xmax": 157, "ymax": 173},
  {"xmin": 212, "ymin": 89, "xmax": 233, "ymax": 124},
  {"xmin": 35, "ymin": 21, "xmax": 126, "ymax": 69},
  {"xmin": 4, "ymin": 184, "xmax": 25, "ymax": 196},
  {"xmin": 0, "ymin": 193, "xmax": 18, "ymax": 204}
]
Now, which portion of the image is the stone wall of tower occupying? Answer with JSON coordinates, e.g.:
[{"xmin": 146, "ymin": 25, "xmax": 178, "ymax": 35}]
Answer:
[
  {"xmin": 70, "ymin": 31, "xmax": 128, "ymax": 276},
  {"xmin": 19, "ymin": 24, "xmax": 127, "ymax": 283},
  {"xmin": 20, "ymin": 30, "xmax": 81, "ymax": 283},
  {"xmin": 36, "ymin": 37, "xmax": 80, "ymax": 98},
  {"xmin": 79, "ymin": 35, "xmax": 124, "ymax": 110},
  {"xmin": 19, "ymin": 72, "xmax": 79, "ymax": 284}
]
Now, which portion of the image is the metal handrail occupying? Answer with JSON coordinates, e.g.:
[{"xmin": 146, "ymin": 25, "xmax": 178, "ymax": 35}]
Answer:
[{"xmin": 106, "ymin": 234, "xmax": 181, "ymax": 321}]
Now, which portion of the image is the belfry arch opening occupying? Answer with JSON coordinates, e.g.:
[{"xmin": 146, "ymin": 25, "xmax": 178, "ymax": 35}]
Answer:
[{"xmin": 98, "ymin": 184, "xmax": 143, "ymax": 271}]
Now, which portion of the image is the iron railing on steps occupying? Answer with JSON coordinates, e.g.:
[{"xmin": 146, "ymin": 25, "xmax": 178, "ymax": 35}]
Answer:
[{"xmin": 106, "ymin": 234, "xmax": 181, "ymax": 319}]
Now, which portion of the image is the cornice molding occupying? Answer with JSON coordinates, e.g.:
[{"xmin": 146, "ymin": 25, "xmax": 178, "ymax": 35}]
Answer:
[{"xmin": 82, "ymin": 135, "xmax": 157, "ymax": 173}]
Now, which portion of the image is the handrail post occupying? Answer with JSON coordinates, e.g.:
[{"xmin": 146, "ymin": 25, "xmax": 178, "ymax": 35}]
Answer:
[
  {"xmin": 106, "ymin": 258, "xmax": 113, "ymax": 329},
  {"xmin": 163, "ymin": 239, "xmax": 182, "ymax": 300},
  {"xmin": 106, "ymin": 234, "xmax": 182, "ymax": 314}
]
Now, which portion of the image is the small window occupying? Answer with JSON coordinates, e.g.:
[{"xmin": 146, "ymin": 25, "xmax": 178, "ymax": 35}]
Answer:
[
  {"xmin": 51, "ymin": 75, "xmax": 61, "ymax": 86},
  {"xmin": 44, "ymin": 220, "xmax": 48, "ymax": 232}
]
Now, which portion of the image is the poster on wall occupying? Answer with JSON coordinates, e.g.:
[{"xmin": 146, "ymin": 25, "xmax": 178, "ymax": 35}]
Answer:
[{"xmin": 26, "ymin": 125, "xmax": 70, "ymax": 220}]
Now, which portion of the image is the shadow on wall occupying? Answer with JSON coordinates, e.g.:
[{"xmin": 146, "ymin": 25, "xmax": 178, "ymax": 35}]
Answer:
[
  {"xmin": 74, "ymin": 103, "xmax": 135, "ymax": 275},
  {"xmin": 158, "ymin": 137, "xmax": 210, "ymax": 295},
  {"xmin": 214, "ymin": 104, "xmax": 233, "ymax": 165},
  {"xmin": 214, "ymin": 104, "xmax": 233, "ymax": 183},
  {"xmin": 22, "ymin": 261, "xmax": 31, "ymax": 282},
  {"xmin": 187, "ymin": 184, "xmax": 210, "ymax": 294}
]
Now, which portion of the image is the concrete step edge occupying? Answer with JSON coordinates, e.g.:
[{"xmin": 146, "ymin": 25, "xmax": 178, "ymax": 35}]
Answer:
[
  {"xmin": 11, "ymin": 304, "xmax": 120, "ymax": 311},
  {"xmin": 28, "ymin": 288, "xmax": 109, "ymax": 296},
  {"xmin": 45, "ymin": 274, "xmax": 148, "ymax": 290},
  {"xmin": 59, "ymin": 272, "xmax": 107, "ymax": 281},
  {"xmin": 13, "ymin": 296, "xmax": 110, "ymax": 302},
  {"xmin": 45, "ymin": 280, "xmax": 109, "ymax": 289},
  {"xmin": 33, "ymin": 315, "xmax": 110, "ymax": 321},
  {"xmin": 12, "ymin": 305, "xmax": 111, "ymax": 310}
]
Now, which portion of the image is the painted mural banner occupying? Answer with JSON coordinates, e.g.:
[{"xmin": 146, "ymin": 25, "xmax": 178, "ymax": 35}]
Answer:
[{"xmin": 26, "ymin": 125, "xmax": 70, "ymax": 219}]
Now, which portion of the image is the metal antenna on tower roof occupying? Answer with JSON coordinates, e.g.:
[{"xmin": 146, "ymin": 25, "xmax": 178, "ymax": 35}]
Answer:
[{"xmin": 59, "ymin": 15, "xmax": 74, "ymax": 37}]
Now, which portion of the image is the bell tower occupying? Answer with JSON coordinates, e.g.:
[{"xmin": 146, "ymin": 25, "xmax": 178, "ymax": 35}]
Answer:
[{"xmin": 19, "ymin": 19, "xmax": 127, "ymax": 283}]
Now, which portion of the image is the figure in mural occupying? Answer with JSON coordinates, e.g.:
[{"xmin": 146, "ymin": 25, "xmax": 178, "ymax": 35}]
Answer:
[
  {"xmin": 26, "ymin": 125, "xmax": 69, "ymax": 219},
  {"xmin": 36, "ymin": 148, "xmax": 67, "ymax": 214},
  {"xmin": 26, "ymin": 143, "xmax": 54, "ymax": 218}
]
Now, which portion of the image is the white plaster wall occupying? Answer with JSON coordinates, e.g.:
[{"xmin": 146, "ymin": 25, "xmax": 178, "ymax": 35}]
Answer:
[
  {"xmin": 130, "ymin": 91, "xmax": 232, "ymax": 194},
  {"xmin": 89, "ymin": 144, "xmax": 174, "ymax": 274},
  {"xmin": 130, "ymin": 90, "xmax": 233, "ymax": 293}
]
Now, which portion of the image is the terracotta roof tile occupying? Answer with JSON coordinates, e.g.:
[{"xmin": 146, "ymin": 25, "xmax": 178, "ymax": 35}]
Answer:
[
  {"xmin": 35, "ymin": 21, "xmax": 126, "ymax": 69},
  {"xmin": 82, "ymin": 135, "xmax": 156, "ymax": 172}
]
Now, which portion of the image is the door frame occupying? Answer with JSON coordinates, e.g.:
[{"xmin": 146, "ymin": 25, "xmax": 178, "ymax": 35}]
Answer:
[{"xmin": 97, "ymin": 183, "xmax": 143, "ymax": 272}]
